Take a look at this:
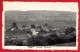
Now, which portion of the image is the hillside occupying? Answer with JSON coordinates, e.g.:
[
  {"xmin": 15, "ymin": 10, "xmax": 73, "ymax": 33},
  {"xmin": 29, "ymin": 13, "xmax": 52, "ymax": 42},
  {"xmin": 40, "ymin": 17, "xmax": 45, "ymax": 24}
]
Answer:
[
  {"xmin": 5, "ymin": 10, "xmax": 76, "ymax": 28},
  {"xmin": 5, "ymin": 10, "xmax": 76, "ymax": 21}
]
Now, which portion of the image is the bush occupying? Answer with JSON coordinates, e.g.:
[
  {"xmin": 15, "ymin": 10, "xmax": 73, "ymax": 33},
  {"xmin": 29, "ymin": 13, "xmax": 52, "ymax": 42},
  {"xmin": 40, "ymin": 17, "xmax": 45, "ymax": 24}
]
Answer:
[
  {"xmin": 65, "ymin": 32, "xmax": 76, "ymax": 42},
  {"xmin": 5, "ymin": 35, "xmax": 48, "ymax": 46},
  {"xmin": 5, "ymin": 38, "xmax": 23, "ymax": 46},
  {"xmin": 27, "ymin": 35, "xmax": 48, "ymax": 46},
  {"xmin": 46, "ymin": 33, "xmax": 59, "ymax": 45},
  {"xmin": 5, "ymin": 30, "xmax": 76, "ymax": 46},
  {"xmin": 64, "ymin": 27, "xmax": 75, "ymax": 35}
]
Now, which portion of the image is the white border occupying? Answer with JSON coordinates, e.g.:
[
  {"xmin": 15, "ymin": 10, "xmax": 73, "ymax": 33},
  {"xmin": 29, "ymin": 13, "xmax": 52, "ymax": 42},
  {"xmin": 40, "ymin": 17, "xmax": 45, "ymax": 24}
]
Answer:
[{"xmin": 2, "ymin": 2, "xmax": 78, "ymax": 50}]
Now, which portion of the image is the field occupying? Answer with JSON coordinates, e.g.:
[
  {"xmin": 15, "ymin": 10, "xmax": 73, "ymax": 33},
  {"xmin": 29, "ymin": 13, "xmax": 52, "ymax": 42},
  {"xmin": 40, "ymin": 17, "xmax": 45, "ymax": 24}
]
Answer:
[
  {"xmin": 4, "ymin": 11, "xmax": 76, "ymax": 46},
  {"xmin": 4, "ymin": 20, "xmax": 76, "ymax": 46}
]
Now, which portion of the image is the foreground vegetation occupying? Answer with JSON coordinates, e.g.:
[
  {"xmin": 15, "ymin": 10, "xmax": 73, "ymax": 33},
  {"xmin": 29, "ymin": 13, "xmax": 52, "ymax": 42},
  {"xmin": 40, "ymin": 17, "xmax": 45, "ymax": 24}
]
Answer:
[
  {"xmin": 5, "ymin": 27, "xmax": 76, "ymax": 46},
  {"xmin": 5, "ymin": 10, "xmax": 76, "ymax": 46}
]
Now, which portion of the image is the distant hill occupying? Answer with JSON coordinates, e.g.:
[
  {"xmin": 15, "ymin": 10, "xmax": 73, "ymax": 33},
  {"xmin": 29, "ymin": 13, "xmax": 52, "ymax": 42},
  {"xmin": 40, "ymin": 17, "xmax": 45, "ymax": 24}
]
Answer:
[{"xmin": 5, "ymin": 10, "xmax": 76, "ymax": 22}]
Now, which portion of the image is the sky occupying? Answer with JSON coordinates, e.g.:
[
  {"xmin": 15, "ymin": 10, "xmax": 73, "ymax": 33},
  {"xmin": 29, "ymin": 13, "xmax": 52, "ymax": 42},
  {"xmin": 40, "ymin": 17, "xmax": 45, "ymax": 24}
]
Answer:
[{"xmin": 3, "ymin": 2, "xmax": 78, "ymax": 12}]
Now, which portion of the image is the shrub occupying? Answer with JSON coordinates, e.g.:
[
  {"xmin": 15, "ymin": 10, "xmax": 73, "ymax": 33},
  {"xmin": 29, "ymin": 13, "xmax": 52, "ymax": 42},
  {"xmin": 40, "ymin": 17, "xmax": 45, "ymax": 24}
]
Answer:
[
  {"xmin": 65, "ymin": 31, "xmax": 76, "ymax": 42},
  {"xmin": 5, "ymin": 38, "xmax": 23, "ymax": 46},
  {"xmin": 46, "ymin": 33, "xmax": 59, "ymax": 45},
  {"xmin": 64, "ymin": 27, "xmax": 75, "ymax": 35},
  {"xmin": 27, "ymin": 35, "xmax": 48, "ymax": 46}
]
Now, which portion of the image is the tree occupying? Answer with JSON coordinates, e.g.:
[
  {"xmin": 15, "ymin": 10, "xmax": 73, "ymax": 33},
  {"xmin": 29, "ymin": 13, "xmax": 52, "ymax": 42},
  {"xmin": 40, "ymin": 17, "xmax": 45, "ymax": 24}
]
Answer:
[
  {"xmin": 44, "ymin": 23, "xmax": 48, "ymax": 26},
  {"xmin": 12, "ymin": 22, "xmax": 18, "ymax": 29},
  {"xmin": 64, "ymin": 27, "xmax": 75, "ymax": 35},
  {"xmin": 12, "ymin": 22, "xmax": 17, "ymax": 27},
  {"xmin": 22, "ymin": 25, "xmax": 26, "ymax": 28}
]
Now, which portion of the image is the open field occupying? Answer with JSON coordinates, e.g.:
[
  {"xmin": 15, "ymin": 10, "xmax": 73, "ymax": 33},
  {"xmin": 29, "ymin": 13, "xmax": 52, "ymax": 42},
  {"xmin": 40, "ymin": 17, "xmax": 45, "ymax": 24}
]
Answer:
[
  {"xmin": 4, "ymin": 11, "xmax": 76, "ymax": 46},
  {"xmin": 4, "ymin": 18, "xmax": 76, "ymax": 46}
]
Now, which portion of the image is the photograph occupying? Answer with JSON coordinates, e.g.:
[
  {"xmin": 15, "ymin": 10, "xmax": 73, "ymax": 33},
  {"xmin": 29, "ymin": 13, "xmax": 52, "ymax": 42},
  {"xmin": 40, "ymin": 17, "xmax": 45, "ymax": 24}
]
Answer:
[{"xmin": 2, "ymin": 2, "xmax": 78, "ymax": 50}]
